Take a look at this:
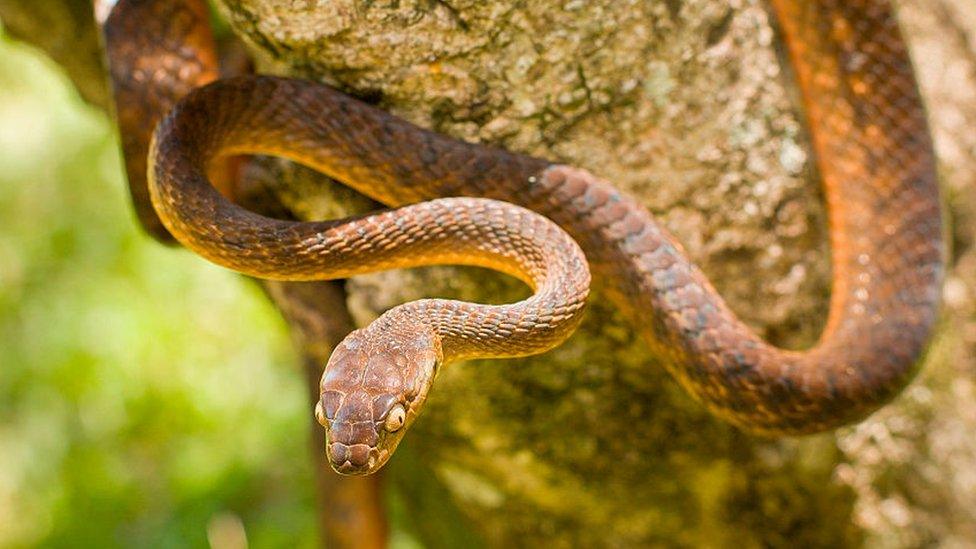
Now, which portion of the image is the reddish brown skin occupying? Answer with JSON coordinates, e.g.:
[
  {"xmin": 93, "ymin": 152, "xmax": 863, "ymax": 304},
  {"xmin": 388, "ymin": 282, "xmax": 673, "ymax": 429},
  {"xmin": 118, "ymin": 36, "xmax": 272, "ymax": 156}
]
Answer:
[
  {"xmin": 112, "ymin": 0, "xmax": 943, "ymax": 474},
  {"xmin": 99, "ymin": 0, "xmax": 219, "ymax": 242}
]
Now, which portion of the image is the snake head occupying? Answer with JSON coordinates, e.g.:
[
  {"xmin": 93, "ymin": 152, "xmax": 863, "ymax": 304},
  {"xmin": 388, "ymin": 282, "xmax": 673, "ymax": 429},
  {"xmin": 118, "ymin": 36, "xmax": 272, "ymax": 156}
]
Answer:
[{"xmin": 316, "ymin": 322, "xmax": 441, "ymax": 475}]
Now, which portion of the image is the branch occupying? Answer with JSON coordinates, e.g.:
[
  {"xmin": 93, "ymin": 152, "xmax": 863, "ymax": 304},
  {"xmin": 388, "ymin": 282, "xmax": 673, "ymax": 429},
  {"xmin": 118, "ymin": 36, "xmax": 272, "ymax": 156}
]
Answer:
[{"xmin": 0, "ymin": 0, "xmax": 109, "ymax": 108}]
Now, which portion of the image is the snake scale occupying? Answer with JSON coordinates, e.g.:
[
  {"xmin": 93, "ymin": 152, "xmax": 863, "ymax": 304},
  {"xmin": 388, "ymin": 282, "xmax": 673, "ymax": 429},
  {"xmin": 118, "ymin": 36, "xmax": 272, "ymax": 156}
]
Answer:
[{"xmin": 98, "ymin": 0, "xmax": 944, "ymax": 475}]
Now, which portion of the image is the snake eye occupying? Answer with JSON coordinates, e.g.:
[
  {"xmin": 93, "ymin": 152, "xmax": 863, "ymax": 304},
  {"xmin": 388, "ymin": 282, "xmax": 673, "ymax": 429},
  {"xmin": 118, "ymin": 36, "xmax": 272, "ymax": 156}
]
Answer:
[
  {"xmin": 314, "ymin": 400, "xmax": 327, "ymax": 426},
  {"xmin": 384, "ymin": 404, "xmax": 406, "ymax": 432}
]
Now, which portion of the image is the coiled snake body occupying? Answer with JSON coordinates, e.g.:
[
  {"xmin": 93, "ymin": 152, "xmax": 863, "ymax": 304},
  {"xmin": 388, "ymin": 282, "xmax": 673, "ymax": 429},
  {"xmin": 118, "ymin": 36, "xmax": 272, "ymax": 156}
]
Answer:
[{"xmin": 100, "ymin": 0, "xmax": 944, "ymax": 475}]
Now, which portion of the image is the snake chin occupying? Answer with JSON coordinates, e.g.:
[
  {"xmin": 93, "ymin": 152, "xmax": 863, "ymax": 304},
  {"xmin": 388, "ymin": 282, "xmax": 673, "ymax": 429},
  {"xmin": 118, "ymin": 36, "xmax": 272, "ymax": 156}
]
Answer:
[{"xmin": 317, "ymin": 317, "xmax": 442, "ymax": 475}]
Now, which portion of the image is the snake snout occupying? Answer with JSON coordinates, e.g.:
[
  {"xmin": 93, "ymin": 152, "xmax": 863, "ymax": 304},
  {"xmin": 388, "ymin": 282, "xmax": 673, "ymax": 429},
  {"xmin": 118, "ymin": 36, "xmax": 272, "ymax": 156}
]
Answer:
[
  {"xmin": 326, "ymin": 419, "xmax": 381, "ymax": 474},
  {"xmin": 328, "ymin": 441, "xmax": 377, "ymax": 474}
]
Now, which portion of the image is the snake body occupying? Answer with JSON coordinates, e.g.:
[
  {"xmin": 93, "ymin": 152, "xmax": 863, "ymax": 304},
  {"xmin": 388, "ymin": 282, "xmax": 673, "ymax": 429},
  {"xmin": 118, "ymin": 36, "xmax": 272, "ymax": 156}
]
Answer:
[{"xmin": 105, "ymin": 0, "xmax": 944, "ymax": 475}]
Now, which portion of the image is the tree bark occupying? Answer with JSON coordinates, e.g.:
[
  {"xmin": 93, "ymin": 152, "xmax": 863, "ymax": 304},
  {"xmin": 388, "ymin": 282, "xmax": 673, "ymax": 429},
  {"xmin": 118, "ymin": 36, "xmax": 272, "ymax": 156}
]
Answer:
[
  {"xmin": 0, "ymin": 0, "xmax": 108, "ymax": 109},
  {"xmin": 4, "ymin": 0, "xmax": 976, "ymax": 546}
]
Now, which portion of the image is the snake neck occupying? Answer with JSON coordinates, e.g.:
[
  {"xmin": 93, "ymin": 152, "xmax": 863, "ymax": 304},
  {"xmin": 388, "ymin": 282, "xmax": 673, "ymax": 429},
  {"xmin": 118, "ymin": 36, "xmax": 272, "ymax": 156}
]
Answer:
[{"xmin": 376, "ymin": 294, "xmax": 588, "ymax": 365}]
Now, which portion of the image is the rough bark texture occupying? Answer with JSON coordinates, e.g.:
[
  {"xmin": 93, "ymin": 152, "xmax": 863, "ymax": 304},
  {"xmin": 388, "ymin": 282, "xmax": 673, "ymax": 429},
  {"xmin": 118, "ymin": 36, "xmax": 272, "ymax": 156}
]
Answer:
[{"xmin": 4, "ymin": 0, "xmax": 976, "ymax": 546}]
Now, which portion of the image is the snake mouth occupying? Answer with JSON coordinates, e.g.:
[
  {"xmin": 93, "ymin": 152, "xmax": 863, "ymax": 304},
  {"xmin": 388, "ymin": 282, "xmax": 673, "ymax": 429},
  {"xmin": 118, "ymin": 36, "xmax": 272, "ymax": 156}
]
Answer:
[{"xmin": 328, "ymin": 442, "xmax": 379, "ymax": 475}]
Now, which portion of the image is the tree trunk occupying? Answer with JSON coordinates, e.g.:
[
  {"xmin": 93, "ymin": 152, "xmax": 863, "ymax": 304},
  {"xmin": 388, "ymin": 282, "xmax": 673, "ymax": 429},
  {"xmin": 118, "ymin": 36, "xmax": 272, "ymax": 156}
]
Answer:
[{"xmin": 4, "ymin": 0, "xmax": 976, "ymax": 546}]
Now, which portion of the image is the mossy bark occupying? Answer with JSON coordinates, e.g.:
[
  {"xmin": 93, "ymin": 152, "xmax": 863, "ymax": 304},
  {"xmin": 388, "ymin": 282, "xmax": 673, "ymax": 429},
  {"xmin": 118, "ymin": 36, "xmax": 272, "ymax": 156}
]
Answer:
[{"xmin": 4, "ymin": 0, "xmax": 976, "ymax": 545}]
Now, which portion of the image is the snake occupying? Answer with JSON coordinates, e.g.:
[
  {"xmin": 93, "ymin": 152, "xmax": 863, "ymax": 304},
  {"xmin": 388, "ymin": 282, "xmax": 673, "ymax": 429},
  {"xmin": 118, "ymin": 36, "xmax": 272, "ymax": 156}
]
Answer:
[{"xmin": 98, "ymin": 0, "xmax": 944, "ymax": 475}]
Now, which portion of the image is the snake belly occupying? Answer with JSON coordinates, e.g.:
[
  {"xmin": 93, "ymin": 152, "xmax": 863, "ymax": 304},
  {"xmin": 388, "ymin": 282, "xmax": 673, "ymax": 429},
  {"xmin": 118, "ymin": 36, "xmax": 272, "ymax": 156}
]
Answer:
[{"xmin": 134, "ymin": 0, "xmax": 943, "ymax": 439}]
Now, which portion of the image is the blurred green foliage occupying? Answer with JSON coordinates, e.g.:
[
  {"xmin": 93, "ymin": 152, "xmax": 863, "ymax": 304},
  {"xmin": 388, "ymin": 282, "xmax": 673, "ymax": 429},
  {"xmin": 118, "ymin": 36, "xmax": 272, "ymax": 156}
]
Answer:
[{"xmin": 0, "ymin": 28, "xmax": 321, "ymax": 547}]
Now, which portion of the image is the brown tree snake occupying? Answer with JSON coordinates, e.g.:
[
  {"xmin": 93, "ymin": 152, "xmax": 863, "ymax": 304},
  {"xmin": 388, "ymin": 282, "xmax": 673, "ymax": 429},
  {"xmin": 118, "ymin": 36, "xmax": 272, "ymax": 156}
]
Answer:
[{"xmin": 97, "ymin": 0, "xmax": 944, "ymax": 475}]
